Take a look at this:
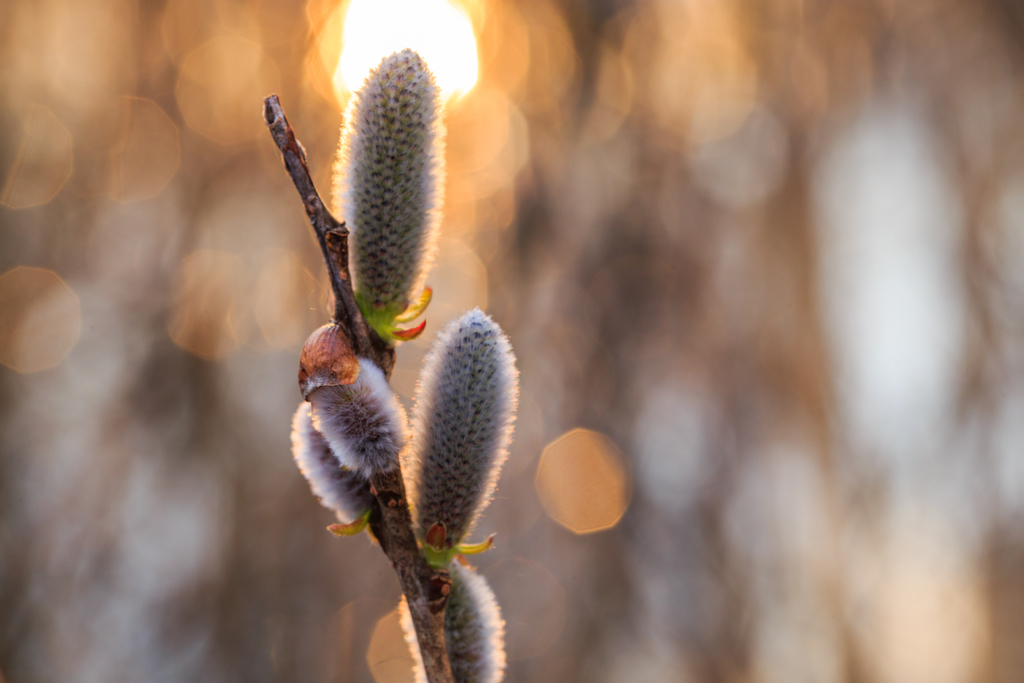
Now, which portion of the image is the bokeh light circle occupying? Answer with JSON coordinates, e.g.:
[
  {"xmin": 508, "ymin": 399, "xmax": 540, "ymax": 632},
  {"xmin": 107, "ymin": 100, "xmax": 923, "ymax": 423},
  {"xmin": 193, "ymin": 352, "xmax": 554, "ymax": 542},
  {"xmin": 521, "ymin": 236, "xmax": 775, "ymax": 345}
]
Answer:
[
  {"xmin": 0, "ymin": 266, "xmax": 81, "ymax": 373},
  {"xmin": 167, "ymin": 250, "xmax": 246, "ymax": 360},
  {"xmin": 111, "ymin": 97, "xmax": 181, "ymax": 201},
  {"xmin": 535, "ymin": 428, "xmax": 631, "ymax": 534},
  {"xmin": 366, "ymin": 608, "xmax": 416, "ymax": 683},
  {"xmin": 176, "ymin": 37, "xmax": 280, "ymax": 144},
  {"xmin": 1, "ymin": 106, "xmax": 73, "ymax": 209}
]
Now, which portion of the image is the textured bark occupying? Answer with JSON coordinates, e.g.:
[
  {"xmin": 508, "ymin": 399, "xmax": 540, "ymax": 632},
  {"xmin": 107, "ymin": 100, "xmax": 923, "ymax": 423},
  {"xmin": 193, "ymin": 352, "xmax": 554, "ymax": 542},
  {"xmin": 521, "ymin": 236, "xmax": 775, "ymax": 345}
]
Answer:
[
  {"xmin": 370, "ymin": 468, "xmax": 453, "ymax": 681},
  {"xmin": 264, "ymin": 94, "xmax": 453, "ymax": 683}
]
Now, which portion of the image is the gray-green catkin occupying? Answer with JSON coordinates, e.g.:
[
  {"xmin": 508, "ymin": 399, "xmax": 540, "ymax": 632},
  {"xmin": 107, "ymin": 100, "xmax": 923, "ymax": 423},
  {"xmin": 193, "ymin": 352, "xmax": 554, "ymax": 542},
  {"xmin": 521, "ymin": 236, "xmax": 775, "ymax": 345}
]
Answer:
[
  {"xmin": 333, "ymin": 49, "xmax": 444, "ymax": 315},
  {"xmin": 290, "ymin": 402, "xmax": 374, "ymax": 523},
  {"xmin": 308, "ymin": 358, "xmax": 409, "ymax": 479},
  {"xmin": 406, "ymin": 309, "xmax": 518, "ymax": 545},
  {"xmin": 401, "ymin": 562, "xmax": 507, "ymax": 683}
]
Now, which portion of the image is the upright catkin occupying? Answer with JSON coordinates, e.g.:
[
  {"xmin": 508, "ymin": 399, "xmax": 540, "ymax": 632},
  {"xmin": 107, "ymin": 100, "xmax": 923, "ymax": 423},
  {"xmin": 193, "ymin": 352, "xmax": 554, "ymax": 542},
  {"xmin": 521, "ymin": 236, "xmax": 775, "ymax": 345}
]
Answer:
[
  {"xmin": 333, "ymin": 49, "xmax": 444, "ymax": 332},
  {"xmin": 406, "ymin": 309, "xmax": 518, "ymax": 546}
]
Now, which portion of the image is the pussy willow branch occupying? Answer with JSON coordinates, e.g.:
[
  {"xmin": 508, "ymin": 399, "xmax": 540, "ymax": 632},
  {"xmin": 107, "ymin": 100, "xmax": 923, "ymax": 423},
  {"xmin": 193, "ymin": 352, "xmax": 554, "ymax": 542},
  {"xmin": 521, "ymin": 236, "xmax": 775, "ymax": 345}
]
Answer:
[{"xmin": 263, "ymin": 94, "xmax": 454, "ymax": 683}]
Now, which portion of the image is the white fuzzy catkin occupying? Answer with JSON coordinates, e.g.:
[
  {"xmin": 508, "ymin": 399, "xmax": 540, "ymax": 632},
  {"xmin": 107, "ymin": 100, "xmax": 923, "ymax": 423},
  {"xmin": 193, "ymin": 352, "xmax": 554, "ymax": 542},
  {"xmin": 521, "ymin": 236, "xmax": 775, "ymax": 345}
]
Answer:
[
  {"xmin": 308, "ymin": 358, "xmax": 409, "ymax": 478},
  {"xmin": 333, "ymin": 49, "xmax": 445, "ymax": 313},
  {"xmin": 406, "ymin": 309, "xmax": 518, "ymax": 544},
  {"xmin": 401, "ymin": 562, "xmax": 507, "ymax": 683},
  {"xmin": 290, "ymin": 402, "xmax": 374, "ymax": 523}
]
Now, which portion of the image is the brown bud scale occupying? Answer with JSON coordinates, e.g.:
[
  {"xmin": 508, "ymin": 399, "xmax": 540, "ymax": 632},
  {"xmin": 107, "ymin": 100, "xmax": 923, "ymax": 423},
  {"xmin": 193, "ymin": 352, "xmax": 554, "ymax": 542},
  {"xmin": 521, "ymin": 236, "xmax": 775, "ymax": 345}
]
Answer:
[{"xmin": 299, "ymin": 323, "xmax": 360, "ymax": 399}]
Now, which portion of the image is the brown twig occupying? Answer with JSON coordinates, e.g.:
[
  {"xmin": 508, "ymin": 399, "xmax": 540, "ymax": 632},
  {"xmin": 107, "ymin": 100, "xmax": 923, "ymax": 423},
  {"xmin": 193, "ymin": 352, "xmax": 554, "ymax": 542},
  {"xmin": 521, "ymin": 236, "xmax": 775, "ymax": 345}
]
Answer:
[
  {"xmin": 262, "ymin": 95, "xmax": 395, "ymax": 377},
  {"xmin": 263, "ymin": 94, "xmax": 453, "ymax": 683}
]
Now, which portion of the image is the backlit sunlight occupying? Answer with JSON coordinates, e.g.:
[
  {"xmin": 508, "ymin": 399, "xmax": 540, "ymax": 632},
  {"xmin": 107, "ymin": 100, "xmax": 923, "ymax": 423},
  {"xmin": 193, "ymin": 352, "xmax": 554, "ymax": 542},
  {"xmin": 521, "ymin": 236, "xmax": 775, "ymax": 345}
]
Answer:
[{"xmin": 334, "ymin": 0, "xmax": 479, "ymax": 101}]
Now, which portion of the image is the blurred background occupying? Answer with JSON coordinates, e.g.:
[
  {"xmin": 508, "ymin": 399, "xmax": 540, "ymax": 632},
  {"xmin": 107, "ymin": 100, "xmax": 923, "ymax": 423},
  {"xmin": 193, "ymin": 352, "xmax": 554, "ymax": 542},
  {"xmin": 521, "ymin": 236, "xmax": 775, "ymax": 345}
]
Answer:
[{"xmin": 2, "ymin": 0, "xmax": 1024, "ymax": 681}]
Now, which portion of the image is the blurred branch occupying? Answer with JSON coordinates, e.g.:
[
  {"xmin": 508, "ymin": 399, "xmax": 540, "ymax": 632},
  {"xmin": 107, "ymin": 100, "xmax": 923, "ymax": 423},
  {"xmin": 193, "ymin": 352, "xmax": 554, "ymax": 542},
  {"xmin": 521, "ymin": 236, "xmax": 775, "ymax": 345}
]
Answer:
[{"xmin": 262, "ymin": 94, "xmax": 453, "ymax": 683}]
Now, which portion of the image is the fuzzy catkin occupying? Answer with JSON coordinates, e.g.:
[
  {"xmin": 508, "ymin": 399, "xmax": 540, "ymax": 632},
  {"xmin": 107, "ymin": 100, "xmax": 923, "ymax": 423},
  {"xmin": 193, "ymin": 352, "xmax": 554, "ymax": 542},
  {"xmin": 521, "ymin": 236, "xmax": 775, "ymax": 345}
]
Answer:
[
  {"xmin": 406, "ymin": 309, "xmax": 518, "ymax": 545},
  {"xmin": 401, "ymin": 562, "xmax": 507, "ymax": 683},
  {"xmin": 333, "ymin": 49, "xmax": 444, "ymax": 314},
  {"xmin": 291, "ymin": 402, "xmax": 374, "ymax": 522},
  {"xmin": 308, "ymin": 358, "xmax": 409, "ymax": 478}
]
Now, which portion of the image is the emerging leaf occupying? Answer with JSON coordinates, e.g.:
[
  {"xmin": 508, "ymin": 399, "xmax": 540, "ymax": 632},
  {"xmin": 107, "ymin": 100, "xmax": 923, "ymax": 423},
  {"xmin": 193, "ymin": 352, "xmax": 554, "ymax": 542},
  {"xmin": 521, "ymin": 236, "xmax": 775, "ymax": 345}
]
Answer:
[
  {"xmin": 456, "ymin": 535, "xmax": 495, "ymax": 556},
  {"xmin": 395, "ymin": 287, "xmax": 433, "ymax": 323},
  {"xmin": 327, "ymin": 509, "xmax": 372, "ymax": 536},
  {"xmin": 391, "ymin": 319, "xmax": 428, "ymax": 342}
]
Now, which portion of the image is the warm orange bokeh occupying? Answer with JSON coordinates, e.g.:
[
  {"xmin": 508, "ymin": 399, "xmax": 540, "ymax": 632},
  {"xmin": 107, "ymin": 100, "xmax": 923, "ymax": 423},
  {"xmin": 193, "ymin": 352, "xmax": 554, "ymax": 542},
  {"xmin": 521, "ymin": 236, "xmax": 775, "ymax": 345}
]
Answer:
[
  {"xmin": 334, "ymin": 0, "xmax": 478, "ymax": 101},
  {"xmin": 535, "ymin": 428, "xmax": 632, "ymax": 534}
]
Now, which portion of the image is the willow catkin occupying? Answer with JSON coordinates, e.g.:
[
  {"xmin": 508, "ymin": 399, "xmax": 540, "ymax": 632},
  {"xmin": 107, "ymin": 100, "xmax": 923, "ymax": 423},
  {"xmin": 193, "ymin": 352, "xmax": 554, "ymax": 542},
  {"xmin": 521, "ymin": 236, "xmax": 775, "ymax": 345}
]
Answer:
[
  {"xmin": 290, "ymin": 402, "xmax": 374, "ymax": 522},
  {"xmin": 333, "ymin": 49, "xmax": 444, "ymax": 328},
  {"xmin": 406, "ymin": 309, "xmax": 518, "ymax": 546},
  {"xmin": 308, "ymin": 358, "xmax": 409, "ymax": 478},
  {"xmin": 401, "ymin": 562, "xmax": 507, "ymax": 683}
]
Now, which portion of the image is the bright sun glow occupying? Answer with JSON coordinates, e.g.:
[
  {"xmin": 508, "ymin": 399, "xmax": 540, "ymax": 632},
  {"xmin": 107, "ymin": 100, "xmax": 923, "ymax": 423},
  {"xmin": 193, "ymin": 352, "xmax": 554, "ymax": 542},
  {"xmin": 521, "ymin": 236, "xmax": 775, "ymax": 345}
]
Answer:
[{"xmin": 335, "ymin": 0, "xmax": 479, "ymax": 101}]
